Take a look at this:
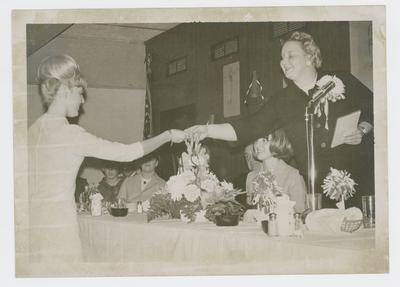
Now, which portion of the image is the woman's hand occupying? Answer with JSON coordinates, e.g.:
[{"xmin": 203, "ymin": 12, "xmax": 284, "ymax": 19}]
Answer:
[
  {"xmin": 169, "ymin": 129, "xmax": 187, "ymax": 143},
  {"xmin": 185, "ymin": 123, "xmax": 238, "ymax": 141},
  {"xmin": 343, "ymin": 129, "xmax": 363, "ymax": 145},
  {"xmin": 184, "ymin": 125, "xmax": 209, "ymax": 141}
]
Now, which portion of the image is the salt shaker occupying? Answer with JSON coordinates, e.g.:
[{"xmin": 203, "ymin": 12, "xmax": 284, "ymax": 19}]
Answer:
[
  {"xmin": 268, "ymin": 213, "xmax": 278, "ymax": 237},
  {"xmin": 137, "ymin": 201, "xmax": 143, "ymax": 214},
  {"xmin": 293, "ymin": 213, "xmax": 303, "ymax": 237}
]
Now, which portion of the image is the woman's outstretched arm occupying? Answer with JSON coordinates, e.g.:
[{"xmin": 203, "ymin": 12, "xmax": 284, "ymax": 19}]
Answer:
[
  {"xmin": 72, "ymin": 126, "xmax": 186, "ymax": 162},
  {"xmin": 141, "ymin": 129, "xmax": 186, "ymax": 155},
  {"xmin": 184, "ymin": 123, "xmax": 237, "ymax": 141}
]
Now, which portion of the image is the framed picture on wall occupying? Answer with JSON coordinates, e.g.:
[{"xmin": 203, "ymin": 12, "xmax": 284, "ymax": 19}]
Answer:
[{"xmin": 223, "ymin": 61, "xmax": 241, "ymax": 118}]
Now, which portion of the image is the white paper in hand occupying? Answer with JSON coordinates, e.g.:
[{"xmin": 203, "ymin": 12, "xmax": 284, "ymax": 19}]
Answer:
[{"xmin": 331, "ymin": 110, "xmax": 361, "ymax": 148}]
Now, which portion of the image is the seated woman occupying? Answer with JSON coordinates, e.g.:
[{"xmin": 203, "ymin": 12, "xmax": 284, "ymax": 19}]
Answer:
[
  {"xmin": 118, "ymin": 152, "xmax": 165, "ymax": 203},
  {"xmin": 97, "ymin": 160, "xmax": 124, "ymax": 203},
  {"xmin": 233, "ymin": 143, "xmax": 262, "ymax": 208},
  {"xmin": 247, "ymin": 129, "xmax": 307, "ymax": 213}
]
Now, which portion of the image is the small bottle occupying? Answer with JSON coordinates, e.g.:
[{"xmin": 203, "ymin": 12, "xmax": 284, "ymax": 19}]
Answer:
[
  {"xmin": 268, "ymin": 213, "xmax": 278, "ymax": 237},
  {"xmin": 83, "ymin": 185, "xmax": 89, "ymax": 210},
  {"xmin": 293, "ymin": 213, "xmax": 303, "ymax": 237},
  {"xmin": 137, "ymin": 201, "xmax": 143, "ymax": 214}
]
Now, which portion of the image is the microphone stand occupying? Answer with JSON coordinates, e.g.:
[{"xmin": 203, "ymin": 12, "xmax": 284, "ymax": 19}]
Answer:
[{"xmin": 305, "ymin": 81, "xmax": 335, "ymax": 211}]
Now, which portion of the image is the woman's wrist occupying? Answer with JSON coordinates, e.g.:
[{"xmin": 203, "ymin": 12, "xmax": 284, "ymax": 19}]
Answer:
[
  {"xmin": 207, "ymin": 123, "xmax": 238, "ymax": 141},
  {"xmin": 205, "ymin": 124, "xmax": 211, "ymax": 138},
  {"xmin": 166, "ymin": 130, "xmax": 173, "ymax": 143},
  {"xmin": 358, "ymin": 121, "xmax": 373, "ymax": 135}
]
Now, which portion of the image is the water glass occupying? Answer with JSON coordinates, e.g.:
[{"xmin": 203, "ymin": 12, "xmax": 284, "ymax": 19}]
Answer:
[
  {"xmin": 117, "ymin": 198, "xmax": 126, "ymax": 208},
  {"xmin": 306, "ymin": 193, "xmax": 322, "ymax": 211},
  {"xmin": 362, "ymin": 195, "xmax": 375, "ymax": 228}
]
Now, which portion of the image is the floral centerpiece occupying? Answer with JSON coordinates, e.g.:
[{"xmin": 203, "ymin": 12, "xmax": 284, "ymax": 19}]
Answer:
[
  {"xmin": 322, "ymin": 167, "xmax": 357, "ymax": 210},
  {"xmin": 147, "ymin": 134, "xmax": 244, "ymax": 223},
  {"xmin": 250, "ymin": 169, "xmax": 283, "ymax": 216},
  {"xmin": 202, "ymin": 179, "xmax": 244, "ymax": 225},
  {"xmin": 250, "ymin": 169, "xmax": 297, "ymax": 236}
]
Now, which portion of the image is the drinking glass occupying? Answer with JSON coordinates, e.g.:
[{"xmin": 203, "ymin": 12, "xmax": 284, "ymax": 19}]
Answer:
[
  {"xmin": 306, "ymin": 193, "xmax": 322, "ymax": 211},
  {"xmin": 117, "ymin": 198, "xmax": 126, "ymax": 208},
  {"xmin": 362, "ymin": 195, "xmax": 375, "ymax": 228}
]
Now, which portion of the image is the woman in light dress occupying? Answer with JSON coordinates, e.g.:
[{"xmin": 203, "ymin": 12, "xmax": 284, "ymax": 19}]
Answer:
[
  {"xmin": 28, "ymin": 55, "xmax": 186, "ymax": 263},
  {"xmin": 248, "ymin": 129, "xmax": 307, "ymax": 213}
]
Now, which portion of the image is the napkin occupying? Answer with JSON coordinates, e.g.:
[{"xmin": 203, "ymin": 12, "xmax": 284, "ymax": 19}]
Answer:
[{"xmin": 305, "ymin": 207, "xmax": 363, "ymax": 234}]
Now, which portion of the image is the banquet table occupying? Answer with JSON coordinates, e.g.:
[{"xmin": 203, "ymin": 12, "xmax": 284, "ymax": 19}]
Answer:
[{"xmin": 76, "ymin": 213, "xmax": 384, "ymax": 276}]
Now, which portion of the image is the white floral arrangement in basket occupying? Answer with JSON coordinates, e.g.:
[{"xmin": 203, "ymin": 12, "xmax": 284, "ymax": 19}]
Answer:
[
  {"xmin": 322, "ymin": 167, "xmax": 357, "ymax": 210},
  {"xmin": 147, "ymin": 134, "xmax": 242, "ymax": 222}
]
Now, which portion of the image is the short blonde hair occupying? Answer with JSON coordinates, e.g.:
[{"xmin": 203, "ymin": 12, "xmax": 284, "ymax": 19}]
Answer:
[
  {"xmin": 284, "ymin": 31, "xmax": 322, "ymax": 69},
  {"xmin": 37, "ymin": 55, "xmax": 87, "ymax": 107}
]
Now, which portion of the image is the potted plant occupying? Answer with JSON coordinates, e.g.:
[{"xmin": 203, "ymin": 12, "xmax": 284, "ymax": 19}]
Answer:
[
  {"xmin": 322, "ymin": 167, "xmax": 357, "ymax": 210},
  {"xmin": 205, "ymin": 199, "xmax": 245, "ymax": 226},
  {"xmin": 250, "ymin": 169, "xmax": 282, "ymax": 216}
]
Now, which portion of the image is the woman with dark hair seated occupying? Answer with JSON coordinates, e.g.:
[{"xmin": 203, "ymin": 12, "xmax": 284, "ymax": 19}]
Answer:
[
  {"xmin": 97, "ymin": 161, "xmax": 124, "ymax": 203},
  {"xmin": 247, "ymin": 129, "xmax": 307, "ymax": 213}
]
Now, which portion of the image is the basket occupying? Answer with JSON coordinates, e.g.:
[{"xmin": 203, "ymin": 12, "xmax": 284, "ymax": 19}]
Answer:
[
  {"xmin": 340, "ymin": 218, "xmax": 363, "ymax": 233},
  {"xmin": 110, "ymin": 207, "xmax": 128, "ymax": 217},
  {"xmin": 215, "ymin": 214, "xmax": 239, "ymax": 226}
]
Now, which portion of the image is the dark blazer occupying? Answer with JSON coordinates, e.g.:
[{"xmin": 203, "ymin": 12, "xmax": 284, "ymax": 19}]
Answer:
[{"xmin": 229, "ymin": 71, "xmax": 374, "ymax": 208}]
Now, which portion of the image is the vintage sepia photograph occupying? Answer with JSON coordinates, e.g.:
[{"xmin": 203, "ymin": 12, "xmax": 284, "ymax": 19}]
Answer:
[{"xmin": 8, "ymin": 3, "xmax": 391, "ymax": 282}]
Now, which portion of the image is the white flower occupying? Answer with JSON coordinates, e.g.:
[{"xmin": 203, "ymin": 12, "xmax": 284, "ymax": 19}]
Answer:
[
  {"xmin": 191, "ymin": 155, "xmax": 200, "ymax": 165},
  {"xmin": 200, "ymin": 178, "xmax": 217, "ymax": 193},
  {"xmin": 169, "ymin": 188, "xmax": 183, "ymax": 201},
  {"xmin": 322, "ymin": 167, "xmax": 357, "ymax": 201},
  {"xmin": 90, "ymin": 193, "xmax": 103, "ymax": 201},
  {"xmin": 220, "ymin": 180, "xmax": 233, "ymax": 191},
  {"xmin": 184, "ymin": 184, "xmax": 201, "ymax": 202},
  {"xmin": 181, "ymin": 170, "xmax": 196, "ymax": 183},
  {"xmin": 142, "ymin": 200, "xmax": 150, "ymax": 212},
  {"xmin": 165, "ymin": 176, "xmax": 186, "ymax": 201},
  {"xmin": 316, "ymin": 75, "xmax": 345, "ymax": 102},
  {"xmin": 181, "ymin": 152, "xmax": 194, "ymax": 170},
  {"xmin": 215, "ymin": 185, "xmax": 225, "ymax": 198}
]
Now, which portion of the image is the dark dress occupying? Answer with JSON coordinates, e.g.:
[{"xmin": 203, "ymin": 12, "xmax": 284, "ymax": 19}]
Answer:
[
  {"xmin": 97, "ymin": 177, "xmax": 124, "ymax": 203},
  {"xmin": 229, "ymin": 71, "xmax": 374, "ymax": 208}
]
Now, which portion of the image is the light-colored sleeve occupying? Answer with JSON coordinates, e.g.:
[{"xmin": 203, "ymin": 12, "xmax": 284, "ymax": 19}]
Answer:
[
  {"xmin": 289, "ymin": 171, "xmax": 307, "ymax": 213},
  {"xmin": 70, "ymin": 125, "xmax": 144, "ymax": 162}
]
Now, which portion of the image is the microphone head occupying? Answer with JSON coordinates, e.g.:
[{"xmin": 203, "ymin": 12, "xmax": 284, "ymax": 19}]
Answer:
[{"xmin": 316, "ymin": 75, "xmax": 346, "ymax": 102}]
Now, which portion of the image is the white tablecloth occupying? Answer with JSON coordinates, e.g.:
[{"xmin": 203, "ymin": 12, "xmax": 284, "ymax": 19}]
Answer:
[{"xmin": 73, "ymin": 213, "xmax": 385, "ymax": 276}]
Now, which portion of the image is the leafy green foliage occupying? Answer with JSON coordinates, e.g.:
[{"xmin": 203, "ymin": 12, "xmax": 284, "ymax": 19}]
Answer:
[
  {"xmin": 147, "ymin": 193, "xmax": 203, "ymax": 223},
  {"xmin": 204, "ymin": 199, "xmax": 245, "ymax": 223},
  {"xmin": 146, "ymin": 193, "xmax": 182, "ymax": 222}
]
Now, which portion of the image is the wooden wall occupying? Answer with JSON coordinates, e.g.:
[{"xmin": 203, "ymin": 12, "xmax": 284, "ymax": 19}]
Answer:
[{"xmin": 146, "ymin": 22, "xmax": 351, "ymax": 181}]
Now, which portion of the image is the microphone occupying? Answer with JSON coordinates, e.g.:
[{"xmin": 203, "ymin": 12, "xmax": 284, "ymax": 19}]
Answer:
[{"xmin": 307, "ymin": 75, "xmax": 345, "ymax": 109}]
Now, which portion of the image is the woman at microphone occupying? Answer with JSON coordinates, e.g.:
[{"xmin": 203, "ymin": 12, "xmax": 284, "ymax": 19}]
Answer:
[{"xmin": 186, "ymin": 31, "xmax": 374, "ymax": 208}]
